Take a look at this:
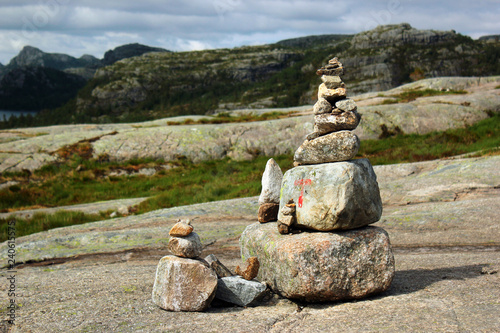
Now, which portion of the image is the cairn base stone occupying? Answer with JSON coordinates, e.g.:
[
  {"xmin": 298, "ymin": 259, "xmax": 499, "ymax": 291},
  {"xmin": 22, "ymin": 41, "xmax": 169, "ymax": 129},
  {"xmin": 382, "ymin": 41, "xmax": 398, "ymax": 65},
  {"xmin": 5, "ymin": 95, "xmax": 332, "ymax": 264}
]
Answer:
[
  {"xmin": 294, "ymin": 131, "xmax": 360, "ymax": 165},
  {"xmin": 152, "ymin": 256, "xmax": 218, "ymax": 312},
  {"xmin": 240, "ymin": 223, "xmax": 394, "ymax": 302},
  {"xmin": 279, "ymin": 159, "xmax": 382, "ymax": 231}
]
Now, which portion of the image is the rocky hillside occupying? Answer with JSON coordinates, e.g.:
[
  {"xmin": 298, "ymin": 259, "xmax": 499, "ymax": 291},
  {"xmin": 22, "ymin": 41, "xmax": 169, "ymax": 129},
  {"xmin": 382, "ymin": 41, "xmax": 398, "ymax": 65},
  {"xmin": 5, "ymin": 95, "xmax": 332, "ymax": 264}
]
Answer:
[
  {"xmin": 1, "ymin": 76, "xmax": 498, "ymax": 173},
  {"xmin": 0, "ymin": 66, "xmax": 87, "ymax": 111},
  {"xmin": 102, "ymin": 43, "xmax": 169, "ymax": 66},
  {"xmin": 0, "ymin": 44, "xmax": 170, "ymax": 111},
  {"xmin": 66, "ymin": 23, "xmax": 499, "ymax": 124}
]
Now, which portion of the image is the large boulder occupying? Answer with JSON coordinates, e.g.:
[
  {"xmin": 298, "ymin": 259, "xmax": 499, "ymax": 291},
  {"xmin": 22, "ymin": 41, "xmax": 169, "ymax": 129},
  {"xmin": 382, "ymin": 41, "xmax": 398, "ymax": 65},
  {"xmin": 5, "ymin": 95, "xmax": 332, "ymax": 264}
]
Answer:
[
  {"xmin": 152, "ymin": 256, "xmax": 218, "ymax": 312},
  {"xmin": 278, "ymin": 159, "xmax": 382, "ymax": 231},
  {"xmin": 240, "ymin": 223, "xmax": 394, "ymax": 302}
]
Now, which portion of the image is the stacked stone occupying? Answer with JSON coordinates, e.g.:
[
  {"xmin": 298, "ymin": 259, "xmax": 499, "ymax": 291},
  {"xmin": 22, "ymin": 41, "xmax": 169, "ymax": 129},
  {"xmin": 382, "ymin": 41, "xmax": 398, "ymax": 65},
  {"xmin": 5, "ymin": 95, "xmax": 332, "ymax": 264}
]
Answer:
[
  {"xmin": 257, "ymin": 158, "xmax": 283, "ymax": 223},
  {"xmin": 295, "ymin": 57, "xmax": 361, "ymax": 165},
  {"xmin": 152, "ymin": 219, "xmax": 267, "ymax": 312},
  {"xmin": 240, "ymin": 58, "xmax": 395, "ymax": 303}
]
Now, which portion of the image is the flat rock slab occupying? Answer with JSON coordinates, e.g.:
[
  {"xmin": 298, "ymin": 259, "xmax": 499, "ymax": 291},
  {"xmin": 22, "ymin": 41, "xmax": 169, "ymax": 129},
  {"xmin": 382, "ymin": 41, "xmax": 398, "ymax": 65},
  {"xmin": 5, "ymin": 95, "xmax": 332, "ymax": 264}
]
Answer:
[
  {"xmin": 279, "ymin": 159, "xmax": 382, "ymax": 231},
  {"xmin": 294, "ymin": 130, "xmax": 360, "ymax": 165},
  {"xmin": 240, "ymin": 223, "xmax": 395, "ymax": 302},
  {"xmin": 152, "ymin": 255, "xmax": 218, "ymax": 312}
]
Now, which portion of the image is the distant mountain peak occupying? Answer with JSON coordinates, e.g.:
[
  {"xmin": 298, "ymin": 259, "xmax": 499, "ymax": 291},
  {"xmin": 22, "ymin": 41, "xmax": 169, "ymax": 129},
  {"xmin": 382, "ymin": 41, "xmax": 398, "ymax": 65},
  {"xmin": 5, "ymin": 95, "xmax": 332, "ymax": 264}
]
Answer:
[{"xmin": 102, "ymin": 43, "xmax": 170, "ymax": 66}]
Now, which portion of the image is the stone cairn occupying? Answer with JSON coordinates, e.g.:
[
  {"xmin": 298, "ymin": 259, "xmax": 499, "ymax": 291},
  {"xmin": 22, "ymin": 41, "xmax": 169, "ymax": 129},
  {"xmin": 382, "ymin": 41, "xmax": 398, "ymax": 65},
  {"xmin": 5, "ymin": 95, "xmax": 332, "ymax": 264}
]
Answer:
[
  {"xmin": 152, "ymin": 219, "xmax": 267, "ymax": 311},
  {"xmin": 241, "ymin": 58, "xmax": 395, "ymax": 302}
]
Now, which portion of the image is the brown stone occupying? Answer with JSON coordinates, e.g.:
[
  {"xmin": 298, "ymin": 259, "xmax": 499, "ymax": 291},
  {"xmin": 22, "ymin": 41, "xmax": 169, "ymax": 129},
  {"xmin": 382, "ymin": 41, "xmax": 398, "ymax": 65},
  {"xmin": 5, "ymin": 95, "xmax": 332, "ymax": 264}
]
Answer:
[
  {"xmin": 277, "ymin": 223, "xmax": 290, "ymax": 234},
  {"xmin": 235, "ymin": 257, "xmax": 260, "ymax": 281},
  {"xmin": 169, "ymin": 221, "xmax": 193, "ymax": 237},
  {"xmin": 313, "ymin": 110, "xmax": 361, "ymax": 135},
  {"xmin": 258, "ymin": 203, "xmax": 279, "ymax": 223},
  {"xmin": 316, "ymin": 66, "xmax": 344, "ymax": 76},
  {"xmin": 205, "ymin": 254, "xmax": 233, "ymax": 278}
]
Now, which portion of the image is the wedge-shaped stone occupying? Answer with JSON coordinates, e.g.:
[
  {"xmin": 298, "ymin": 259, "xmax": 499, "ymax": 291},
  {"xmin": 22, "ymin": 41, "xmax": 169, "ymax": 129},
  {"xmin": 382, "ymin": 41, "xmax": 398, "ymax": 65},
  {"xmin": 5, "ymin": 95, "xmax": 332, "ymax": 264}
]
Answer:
[
  {"xmin": 215, "ymin": 276, "xmax": 267, "ymax": 307},
  {"xmin": 240, "ymin": 223, "xmax": 394, "ymax": 302},
  {"xmin": 205, "ymin": 254, "xmax": 233, "ymax": 278},
  {"xmin": 279, "ymin": 159, "xmax": 382, "ymax": 231},
  {"xmin": 294, "ymin": 131, "xmax": 359, "ymax": 165},
  {"xmin": 313, "ymin": 110, "xmax": 361, "ymax": 135},
  {"xmin": 318, "ymin": 83, "xmax": 346, "ymax": 103},
  {"xmin": 152, "ymin": 256, "xmax": 218, "ymax": 312}
]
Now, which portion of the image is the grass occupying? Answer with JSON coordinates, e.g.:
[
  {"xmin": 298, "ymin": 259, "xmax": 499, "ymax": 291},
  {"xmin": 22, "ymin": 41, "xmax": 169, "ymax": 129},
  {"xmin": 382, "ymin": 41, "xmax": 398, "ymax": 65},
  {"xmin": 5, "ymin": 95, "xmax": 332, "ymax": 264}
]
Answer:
[
  {"xmin": 357, "ymin": 113, "xmax": 500, "ymax": 164},
  {"xmin": 0, "ymin": 211, "xmax": 111, "ymax": 242},
  {"xmin": 165, "ymin": 111, "xmax": 297, "ymax": 126},
  {"xmin": 1, "ymin": 114, "xmax": 498, "ymax": 241},
  {"xmin": 378, "ymin": 88, "xmax": 467, "ymax": 104}
]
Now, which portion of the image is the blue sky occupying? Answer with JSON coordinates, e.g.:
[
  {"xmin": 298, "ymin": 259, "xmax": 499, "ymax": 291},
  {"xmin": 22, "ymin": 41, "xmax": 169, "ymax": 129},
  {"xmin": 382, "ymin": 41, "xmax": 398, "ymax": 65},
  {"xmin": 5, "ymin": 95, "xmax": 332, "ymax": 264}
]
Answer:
[{"xmin": 0, "ymin": 0, "xmax": 499, "ymax": 64}]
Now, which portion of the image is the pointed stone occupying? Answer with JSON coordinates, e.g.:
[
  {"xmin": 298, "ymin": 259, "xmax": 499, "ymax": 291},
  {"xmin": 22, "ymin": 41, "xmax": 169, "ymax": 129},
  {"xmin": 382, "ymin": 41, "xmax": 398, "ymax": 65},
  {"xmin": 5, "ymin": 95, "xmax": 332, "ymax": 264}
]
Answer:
[
  {"xmin": 168, "ymin": 232, "xmax": 203, "ymax": 258},
  {"xmin": 235, "ymin": 257, "xmax": 260, "ymax": 281},
  {"xmin": 313, "ymin": 98, "xmax": 333, "ymax": 115},
  {"xmin": 258, "ymin": 158, "xmax": 283, "ymax": 205},
  {"xmin": 215, "ymin": 276, "xmax": 267, "ymax": 307},
  {"xmin": 294, "ymin": 131, "xmax": 360, "ymax": 165}
]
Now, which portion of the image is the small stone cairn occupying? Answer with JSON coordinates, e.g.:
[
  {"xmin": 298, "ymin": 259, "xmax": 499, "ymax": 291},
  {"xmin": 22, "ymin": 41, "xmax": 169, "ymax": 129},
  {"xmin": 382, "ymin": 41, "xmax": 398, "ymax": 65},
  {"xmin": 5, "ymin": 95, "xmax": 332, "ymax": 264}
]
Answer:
[
  {"xmin": 152, "ymin": 219, "xmax": 267, "ymax": 311},
  {"xmin": 240, "ymin": 58, "xmax": 395, "ymax": 302}
]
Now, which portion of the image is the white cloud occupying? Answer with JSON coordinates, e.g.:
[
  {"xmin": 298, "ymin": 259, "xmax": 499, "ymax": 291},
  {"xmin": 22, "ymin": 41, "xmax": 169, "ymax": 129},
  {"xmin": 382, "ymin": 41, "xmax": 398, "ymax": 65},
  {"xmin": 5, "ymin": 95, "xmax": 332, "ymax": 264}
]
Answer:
[{"xmin": 0, "ymin": 0, "xmax": 499, "ymax": 64}]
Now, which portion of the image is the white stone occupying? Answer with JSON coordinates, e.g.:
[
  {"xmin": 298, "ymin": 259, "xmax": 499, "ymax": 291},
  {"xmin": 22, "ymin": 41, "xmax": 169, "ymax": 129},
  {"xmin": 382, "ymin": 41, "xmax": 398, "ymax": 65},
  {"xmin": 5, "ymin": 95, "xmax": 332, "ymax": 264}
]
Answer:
[{"xmin": 258, "ymin": 158, "xmax": 283, "ymax": 205}]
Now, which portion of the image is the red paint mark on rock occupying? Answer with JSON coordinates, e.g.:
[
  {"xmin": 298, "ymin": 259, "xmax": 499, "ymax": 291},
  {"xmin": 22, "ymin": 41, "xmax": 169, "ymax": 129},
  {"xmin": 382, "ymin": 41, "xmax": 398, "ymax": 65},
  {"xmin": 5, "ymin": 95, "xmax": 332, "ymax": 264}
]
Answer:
[{"xmin": 294, "ymin": 179, "xmax": 312, "ymax": 208}]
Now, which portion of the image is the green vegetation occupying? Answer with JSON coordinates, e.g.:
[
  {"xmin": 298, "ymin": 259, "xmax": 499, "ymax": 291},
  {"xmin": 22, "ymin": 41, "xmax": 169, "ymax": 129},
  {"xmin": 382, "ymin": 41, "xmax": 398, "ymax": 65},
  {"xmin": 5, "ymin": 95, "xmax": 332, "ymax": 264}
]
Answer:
[
  {"xmin": 0, "ymin": 211, "xmax": 110, "ymax": 242},
  {"xmin": 1, "ymin": 114, "xmax": 498, "ymax": 241},
  {"xmin": 379, "ymin": 88, "xmax": 467, "ymax": 104},
  {"xmin": 166, "ymin": 111, "xmax": 297, "ymax": 126},
  {"xmin": 358, "ymin": 113, "xmax": 500, "ymax": 164}
]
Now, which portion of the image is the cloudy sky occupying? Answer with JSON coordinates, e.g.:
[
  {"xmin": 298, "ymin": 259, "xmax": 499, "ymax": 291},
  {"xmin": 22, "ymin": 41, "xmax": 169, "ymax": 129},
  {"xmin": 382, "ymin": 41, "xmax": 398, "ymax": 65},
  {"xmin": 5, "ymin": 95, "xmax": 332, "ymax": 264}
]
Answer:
[{"xmin": 0, "ymin": 0, "xmax": 499, "ymax": 64}]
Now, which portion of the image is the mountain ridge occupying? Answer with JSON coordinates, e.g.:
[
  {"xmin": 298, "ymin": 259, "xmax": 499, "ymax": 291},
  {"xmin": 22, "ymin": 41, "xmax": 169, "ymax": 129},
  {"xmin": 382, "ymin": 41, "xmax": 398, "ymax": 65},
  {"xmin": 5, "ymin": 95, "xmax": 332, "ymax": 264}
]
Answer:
[{"xmin": 1, "ymin": 23, "xmax": 499, "ymax": 127}]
